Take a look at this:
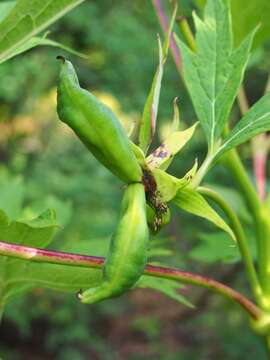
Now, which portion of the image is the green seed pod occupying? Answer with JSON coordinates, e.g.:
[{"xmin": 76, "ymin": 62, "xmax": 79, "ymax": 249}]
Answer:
[
  {"xmin": 79, "ymin": 183, "xmax": 149, "ymax": 304},
  {"xmin": 57, "ymin": 57, "xmax": 142, "ymax": 183},
  {"xmin": 250, "ymin": 313, "xmax": 270, "ymax": 336}
]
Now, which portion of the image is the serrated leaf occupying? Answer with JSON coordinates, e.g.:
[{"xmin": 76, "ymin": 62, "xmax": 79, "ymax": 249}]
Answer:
[
  {"xmin": 0, "ymin": 0, "xmax": 85, "ymax": 64},
  {"xmin": 213, "ymin": 92, "xmax": 270, "ymax": 160},
  {"xmin": 137, "ymin": 276, "xmax": 194, "ymax": 308},
  {"xmin": 196, "ymin": 0, "xmax": 270, "ymax": 48},
  {"xmin": 1, "ymin": 34, "xmax": 88, "ymax": 64},
  {"xmin": 173, "ymin": 188, "xmax": 236, "ymax": 241},
  {"xmin": 0, "ymin": 209, "xmax": 58, "ymax": 305},
  {"xmin": 147, "ymin": 123, "xmax": 197, "ymax": 170},
  {"xmin": 175, "ymin": 0, "xmax": 256, "ymax": 152},
  {"xmin": 138, "ymin": 5, "xmax": 177, "ymax": 153}
]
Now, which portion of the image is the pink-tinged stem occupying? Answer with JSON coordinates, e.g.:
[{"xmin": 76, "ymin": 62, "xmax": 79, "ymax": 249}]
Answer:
[
  {"xmin": 152, "ymin": 0, "xmax": 183, "ymax": 77},
  {"xmin": 0, "ymin": 241, "xmax": 261, "ymax": 319},
  {"xmin": 253, "ymin": 134, "xmax": 267, "ymax": 201}
]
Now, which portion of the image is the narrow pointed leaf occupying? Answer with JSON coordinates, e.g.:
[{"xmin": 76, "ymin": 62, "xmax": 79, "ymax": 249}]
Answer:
[
  {"xmin": 147, "ymin": 123, "xmax": 197, "ymax": 170},
  {"xmin": 172, "ymin": 97, "xmax": 180, "ymax": 132},
  {"xmin": 214, "ymin": 92, "xmax": 270, "ymax": 160},
  {"xmin": 173, "ymin": 188, "xmax": 236, "ymax": 241},
  {"xmin": 175, "ymin": 0, "xmax": 256, "ymax": 151},
  {"xmin": 0, "ymin": 0, "xmax": 85, "ymax": 64},
  {"xmin": 0, "ymin": 35, "xmax": 88, "ymax": 64},
  {"xmin": 138, "ymin": 4, "xmax": 177, "ymax": 153}
]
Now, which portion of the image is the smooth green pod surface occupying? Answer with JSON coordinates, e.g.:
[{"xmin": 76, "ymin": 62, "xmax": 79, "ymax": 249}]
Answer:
[
  {"xmin": 57, "ymin": 57, "xmax": 142, "ymax": 183},
  {"xmin": 80, "ymin": 183, "xmax": 149, "ymax": 304}
]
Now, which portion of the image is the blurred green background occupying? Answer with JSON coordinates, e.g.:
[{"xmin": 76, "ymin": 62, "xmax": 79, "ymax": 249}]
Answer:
[{"xmin": 0, "ymin": 0, "xmax": 270, "ymax": 358}]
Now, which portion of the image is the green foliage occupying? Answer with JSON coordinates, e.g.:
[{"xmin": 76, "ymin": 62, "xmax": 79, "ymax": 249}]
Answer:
[
  {"xmin": 176, "ymin": 0, "xmax": 255, "ymax": 152},
  {"xmin": 214, "ymin": 92, "xmax": 270, "ymax": 160},
  {"xmin": 196, "ymin": 0, "xmax": 270, "ymax": 48},
  {"xmin": 190, "ymin": 231, "xmax": 256, "ymax": 263},
  {"xmin": 138, "ymin": 5, "xmax": 176, "ymax": 153},
  {"xmin": 0, "ymin": 209, "xmax": 57, "ymax": 305},
  {"xmin": 146, "ymin": 123, "xmax": 197, "ymax": 170},
  {"xmin": 173, "ymin": 188, "xmax": 236, "ymax": 241},
  {"xmin": 2, "ymin": 33, "xmax": 88, "ymax": 63},
  {"xmin": 0, "ymin": 0, "xmax": 85, "ymax": 63},
  {"xmin": 1, "ymin": 0, "xmax": 270, "ymax": 357}
]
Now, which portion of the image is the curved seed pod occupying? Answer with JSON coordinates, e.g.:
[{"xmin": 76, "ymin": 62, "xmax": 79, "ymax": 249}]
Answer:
[
  {"xmin": 79, "ymin": 183, "xmax": 149, "ymax": 304},
  {"xmin": 57, "ymin": 57, "xmax": 142, "ymax": 183}
]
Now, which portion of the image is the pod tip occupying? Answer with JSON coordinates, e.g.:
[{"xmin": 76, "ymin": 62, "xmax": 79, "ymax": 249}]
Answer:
[
  {"xmin": 76, "ymin": 289, "xmax": 83, "ymax": 300},
  {"xmin": 56, "ymin": 55, "xmax": 66, "ymax": 63}
]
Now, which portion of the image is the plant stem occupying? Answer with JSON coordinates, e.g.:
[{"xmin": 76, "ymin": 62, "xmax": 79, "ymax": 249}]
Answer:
[
  {"xmin": 237, "ymin": 84, "xmax": 249, "ymax": 115},
  {"xmin": 222, "ymin": 149, "xmax": 270, "ymax": 305},
  {"xmin": 198, "ymin": 186, "xmax": 263, "ymax": 303},
  {"xmin": 238, "ymin": 84, "xmax": 268, "ymax": 201},
  {"xmin": 189, "ymin": 151, "xmax": 215, "ymax": 188},
  {"xmin": 0, "ymin": 240, "xmax": 261, "ymax": 319},
  {"xmin": 151, "ymin": 0, "xmax": 183, "ymax": 77}
]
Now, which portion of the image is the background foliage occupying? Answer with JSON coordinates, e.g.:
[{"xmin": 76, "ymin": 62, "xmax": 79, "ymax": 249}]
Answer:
[{"xmin": 0, "ymin": 0, "xmax": 270, "ymax": 358}]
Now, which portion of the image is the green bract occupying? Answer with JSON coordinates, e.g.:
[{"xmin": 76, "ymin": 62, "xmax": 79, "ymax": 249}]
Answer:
[
  {"xmin": 57, "ymin": 57, "xmax": 142, "ymax": 183},
  {"xmin": 79, "ymin": 183, "xmax": 149, "ymax": 304}
]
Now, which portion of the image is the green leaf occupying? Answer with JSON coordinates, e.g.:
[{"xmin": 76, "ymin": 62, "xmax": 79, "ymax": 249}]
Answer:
[
  {"xmin": 0, "ymin": 0, "xmax": 85, "ymax": 64},
  {"xmin": 205, "ymin": 184, "xmax": 251, "ymax": 223},
  {"xmin": 151, "ymin": 162, "xmax": 198, "ymax": 204},
  {"xmin": 147, "ymin": 123, "xmax": 197, "ymax": 170},
  {"xmin": 214, "ymin": 92, "xmax": 270, "ymax": 160},
  {"xmin": 0, "ymin": 1, "xmax": 16, "ymax": 23},
  {"xmin": 138, "ymin": 5, "xmax": 177, "ymax": 153},
  {"xmin": 152, "ymin": 169, "xmax": 181, "ymax": 203},
  {"xmin": 1, "ymin": 33, "xmax": 88, "ymax": 64},
  {"xmin": 0, "ymin": 209, "xmax": 58, "ymax": 305},
  {"xmin": 173, "ymin": 188, "xmax": 236, "ymax": 241},
  {"xmin": 138, "ymin": 36, "xmax": 163, "ymax": 153},
  {"xmin": 189, "ymin": 231, "xmax": 256, "ymax": 263},
  {"xmin": 175, "ymin": 0, "xmax": 256, "ymax": 152},
  {"xmin": 196, "ymin": 0, "xmax": 270, "ymax": 48},
  {"xmin": 137, "ymin": 276, "xmax": 194, "ymax": 308},
  {"xmin": 130, "ymin": 141, "xmax": 147, "ymax": 168}
]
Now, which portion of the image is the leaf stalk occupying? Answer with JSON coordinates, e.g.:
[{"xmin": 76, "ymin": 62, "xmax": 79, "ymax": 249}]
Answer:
[{"xmin": 0, "ymin": 240, "xmax": 261, "ymax": 319}]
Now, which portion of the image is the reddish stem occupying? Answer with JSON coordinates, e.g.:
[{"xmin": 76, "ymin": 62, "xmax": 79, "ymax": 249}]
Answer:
[
  {"xmin": 0, "ymin": 241, "xmax": 261, "ymax": 319},
  {"xmin": 152, "ymin": 0, "xmax": 183, "ymax": 76},
  {"xmin": 253, "ymin": 134, "xmax": 268, "ymax": 201}
]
